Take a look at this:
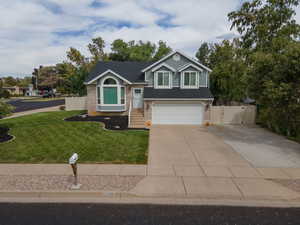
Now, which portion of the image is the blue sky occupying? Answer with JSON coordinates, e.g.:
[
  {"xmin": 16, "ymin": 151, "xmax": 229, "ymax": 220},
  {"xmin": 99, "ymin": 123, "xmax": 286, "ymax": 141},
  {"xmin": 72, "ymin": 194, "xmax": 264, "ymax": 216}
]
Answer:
[{"xmin": 0, "ymin": 0, "xmax": 299, "ymax": 77}]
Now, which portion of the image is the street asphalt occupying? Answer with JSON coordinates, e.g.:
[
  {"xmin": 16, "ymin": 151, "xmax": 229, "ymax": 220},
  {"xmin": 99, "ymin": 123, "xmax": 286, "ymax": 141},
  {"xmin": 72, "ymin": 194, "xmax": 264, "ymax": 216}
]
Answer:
[
  {"xmin": 7, "ymin": 99, "xmax": 65, "ymax": 113},
  {"xmin": 0, "ymin": 203, "xmax": 299, "ymax": 225}
]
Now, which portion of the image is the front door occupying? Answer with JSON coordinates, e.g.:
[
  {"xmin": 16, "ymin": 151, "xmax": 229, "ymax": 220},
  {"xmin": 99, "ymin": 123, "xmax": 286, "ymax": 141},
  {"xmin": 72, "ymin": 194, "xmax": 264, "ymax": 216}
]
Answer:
[{"xmin": 133, "ymin": 88, "xmax": 143, "ymax": 109}]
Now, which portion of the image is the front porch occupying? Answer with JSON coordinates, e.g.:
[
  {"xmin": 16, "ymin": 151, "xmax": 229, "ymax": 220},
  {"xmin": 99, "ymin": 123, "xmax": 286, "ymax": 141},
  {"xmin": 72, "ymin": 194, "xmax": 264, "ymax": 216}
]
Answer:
[{"xmin": 129, "ymin": 109, "xmax": 145, "ymax": 128}]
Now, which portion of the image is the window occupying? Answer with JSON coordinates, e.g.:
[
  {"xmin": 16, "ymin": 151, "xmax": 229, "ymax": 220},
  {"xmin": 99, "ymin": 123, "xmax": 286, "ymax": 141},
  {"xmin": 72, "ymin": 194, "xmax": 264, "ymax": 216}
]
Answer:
[
  {"xmin": 97, "ymin": 86, "xmax": 101, "ymax": 104},
  {"xmin": 97, "ymin": 76, "xmax": 126, "ymax": 106},
  {"xmin": 182, "ymin": 71, "xmax": 198, "ymax": 88},
  {"xmin": 156, "ymin": 71, "xmax": 171, "ymax": 88},
  {"xmin": 104, "ymin": 78, "xmax": 117, "ymax": 85},
  {"xmin": 103, "ymin": 87, "xmax": 118, "ymax": 104},
  {"xmin": 121, "ymin": 87, "xmax": 125, "ymax": 104}
]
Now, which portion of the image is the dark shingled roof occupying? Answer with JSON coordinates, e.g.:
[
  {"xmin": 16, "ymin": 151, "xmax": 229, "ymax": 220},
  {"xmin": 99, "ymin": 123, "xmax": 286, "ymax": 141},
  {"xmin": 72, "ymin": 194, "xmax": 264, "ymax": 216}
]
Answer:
[
  {"xmin": 85, "ymin": 61, "xmax": 154, "ymax": 83},
  {"xmin": 144, "ymin": 87, "xmax": 214, "ymax": 99}
]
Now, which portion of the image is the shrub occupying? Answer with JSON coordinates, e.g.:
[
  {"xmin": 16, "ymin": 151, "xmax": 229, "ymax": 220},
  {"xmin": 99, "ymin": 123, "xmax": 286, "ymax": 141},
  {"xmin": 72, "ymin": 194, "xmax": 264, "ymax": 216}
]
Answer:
[
  {"xmin": 0, "ymin": 126, "xmax": 9, "ymax": 138},
  {"xmin": 0, "ymin": 89, "xmax": 10, "ymax": 99},
  {"xmin": 0, "ymin": 100, "xmax": 14, "ymax": 118}
]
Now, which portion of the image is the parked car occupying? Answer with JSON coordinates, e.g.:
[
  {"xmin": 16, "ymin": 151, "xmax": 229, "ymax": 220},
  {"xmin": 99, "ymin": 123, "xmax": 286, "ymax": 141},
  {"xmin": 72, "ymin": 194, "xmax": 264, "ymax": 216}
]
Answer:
[{"xmin": 42, "ymin": 91, "xmax": 56, "ymax": 98}]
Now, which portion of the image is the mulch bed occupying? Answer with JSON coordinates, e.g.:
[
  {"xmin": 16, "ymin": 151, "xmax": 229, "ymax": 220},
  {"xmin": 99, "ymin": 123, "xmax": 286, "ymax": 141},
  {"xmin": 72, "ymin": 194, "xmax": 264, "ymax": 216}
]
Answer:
[
  {"xmin": 0, "ymin": 126, "xmax": 13, "ymax": 143},
  {"xmin": 65, "ymin": 114, "xmax": 147, "ymax": 131}
]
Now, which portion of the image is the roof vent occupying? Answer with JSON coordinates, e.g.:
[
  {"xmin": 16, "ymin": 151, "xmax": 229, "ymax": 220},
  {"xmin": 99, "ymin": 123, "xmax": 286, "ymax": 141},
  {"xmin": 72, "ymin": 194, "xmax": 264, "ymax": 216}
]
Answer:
[{"xmin": 173, "ymin": 53, "xmax": 180, "ymax": 61}]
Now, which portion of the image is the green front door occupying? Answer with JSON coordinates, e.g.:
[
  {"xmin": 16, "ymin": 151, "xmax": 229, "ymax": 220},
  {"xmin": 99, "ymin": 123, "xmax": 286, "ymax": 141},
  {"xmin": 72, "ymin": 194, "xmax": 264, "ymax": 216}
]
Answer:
[{"xmin": 103, "ymin": 87, "xmax": 118, "ymax": 104}]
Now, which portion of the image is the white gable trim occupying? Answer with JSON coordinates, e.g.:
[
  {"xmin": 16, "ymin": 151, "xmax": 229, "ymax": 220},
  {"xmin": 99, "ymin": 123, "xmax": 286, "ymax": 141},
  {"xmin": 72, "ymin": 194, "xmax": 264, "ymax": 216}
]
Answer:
[
  {"xmin": 151, "ymin": 63, "xmax": 176, "ymax": 72},
  {"xmin": 85, "ymin": 69, "xmax": 132, "ymax": 85},
  {"xmin": 141, "ymin": 50, "xmax": 212, "ymax": 73},
  {"xmin": 178, "ymin": 63, "xmax": 203, "ymax": 72}
]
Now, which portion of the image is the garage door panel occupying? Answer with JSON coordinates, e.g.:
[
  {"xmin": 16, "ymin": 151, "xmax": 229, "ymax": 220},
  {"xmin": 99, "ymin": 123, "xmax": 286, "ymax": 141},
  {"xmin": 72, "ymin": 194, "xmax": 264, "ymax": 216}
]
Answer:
[{"xmin": 152, "ymin": 104, "xmax": 204, "ymax": 125}]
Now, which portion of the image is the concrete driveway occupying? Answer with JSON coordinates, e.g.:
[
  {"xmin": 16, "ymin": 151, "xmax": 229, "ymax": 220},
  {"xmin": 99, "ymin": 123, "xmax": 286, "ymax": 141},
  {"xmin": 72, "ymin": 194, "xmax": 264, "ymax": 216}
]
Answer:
[
  {"xmin": 131, "ymin": 125, "xmax": 300, "ymax": 199},
  {"xmin": 148, "ymin": 125, "xmax": 252, "ymax": 169},
  {"xmin": 208, "ymin": 125, "xmax": 300, "ymax": 168}
]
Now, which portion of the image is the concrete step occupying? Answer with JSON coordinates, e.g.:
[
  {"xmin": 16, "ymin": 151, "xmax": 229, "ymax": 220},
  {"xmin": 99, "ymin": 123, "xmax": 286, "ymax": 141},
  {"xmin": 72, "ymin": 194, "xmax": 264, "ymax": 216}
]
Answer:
[
  {"xmin": 131, "ymin": 115, "xmax": 144, "ymax": 117},
  {"xmin": 131, "ymin": 121, "xmax": 145, "ymax": 124},
  {"xmin": 131, "ymin": 114, "xmax": 144, "ymax": 117},
  {"xmin": 131, "ymin": 117, "xmax": 145, "ymax": 120},
  {"xmin": 129, "ymin": 125, "xmax": 146, "ymax": 128}
]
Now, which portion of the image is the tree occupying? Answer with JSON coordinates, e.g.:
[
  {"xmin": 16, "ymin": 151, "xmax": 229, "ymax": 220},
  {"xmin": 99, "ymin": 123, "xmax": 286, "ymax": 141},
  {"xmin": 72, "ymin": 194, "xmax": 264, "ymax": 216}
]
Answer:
[
  {"xmin": 3, "ymin": 76, "xmax": 17, "ymax": 86},
  {"xmin": 17, "ymin": 77, "xmax": 32, "ymax": 87},
  {"xmin": 67, "ymin": 67, "xmax": 89, "ymax": 96},
  {"xmin": 129, "ymin": 41, "xmax": 156, "ymax": 61},
  {"xmin": 153, "ymin": 41, "xmax": 172, "ymax": 61},
  {"xmin": 0, "ymin": 100, "xmax": 14, "ymax": 117},
  {"xmin": 32, "ymin": 66, "xmax": 60, "ymax": 88},
  {"xmin": 228, "ymin": 0, "xmax": 300, "ymax": 50},
  {"xmin": 110, "ymin": 39, "xmax": 130, "ymax": 61},
  {"xmin": 195, "ymin": 42, "xmax": 212, "ymax": 66},
  {"xmin": 228, "ymin": 0, "xmax": 300, "ymax": 139},
  {"xmin": 67, "ymin": 47, "xmax": 86, "ymax": 67},
  {"xmin": 109, "ymin": 39, "xmax": 172, "ymax": 61},
  {"xmin": 88, "ymin": 37, "xmax": 108, "ymax": 63},
  {"xmin": 208, "ymin": 40, "xmax": 247, "ymax": 104}
]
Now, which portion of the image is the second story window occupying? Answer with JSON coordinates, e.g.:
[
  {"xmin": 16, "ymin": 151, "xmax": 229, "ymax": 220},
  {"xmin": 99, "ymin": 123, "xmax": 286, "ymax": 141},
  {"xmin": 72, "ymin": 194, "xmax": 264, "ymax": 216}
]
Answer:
[
  {"xmin": 155, "ymin": 71, "xmax": 171, "ymax": 89},
  {"xmin": 182, "ymin": 71, "xmax": 199, "ymax": 88}
]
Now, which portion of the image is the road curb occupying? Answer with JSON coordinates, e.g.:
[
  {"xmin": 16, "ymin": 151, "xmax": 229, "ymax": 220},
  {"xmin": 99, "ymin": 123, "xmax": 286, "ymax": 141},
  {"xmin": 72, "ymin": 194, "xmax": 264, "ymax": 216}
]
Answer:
[{"xmin": 0, "ymin": 191, "xmax": 300, "ymax": 208}]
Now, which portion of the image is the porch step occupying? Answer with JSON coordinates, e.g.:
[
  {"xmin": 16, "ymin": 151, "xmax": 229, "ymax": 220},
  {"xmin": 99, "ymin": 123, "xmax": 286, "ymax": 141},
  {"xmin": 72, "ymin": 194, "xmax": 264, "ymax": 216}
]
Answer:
[
  {"xmin": 131, "ymin": 113, "xmax": 144, "ymax": 116},
  {"xmin": 129, "ymin": 125, "xmax": 146, "ymax": 129},
  {"xmin": 129, "ymin": 109, "xmax": 145, "ymax": 128}
]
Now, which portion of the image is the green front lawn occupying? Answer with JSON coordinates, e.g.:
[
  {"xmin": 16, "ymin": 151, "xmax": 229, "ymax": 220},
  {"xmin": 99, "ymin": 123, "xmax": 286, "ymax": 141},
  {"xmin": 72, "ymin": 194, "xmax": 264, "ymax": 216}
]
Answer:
[{"xmin": 0, "ymin": 111, "xmax": 148, "ymax": 163}]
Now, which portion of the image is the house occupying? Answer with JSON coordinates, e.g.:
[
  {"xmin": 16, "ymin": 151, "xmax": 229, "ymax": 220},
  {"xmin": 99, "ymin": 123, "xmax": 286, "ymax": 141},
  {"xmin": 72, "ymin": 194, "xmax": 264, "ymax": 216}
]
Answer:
[
  {"xmin": 2, "ymin": 86, "xmax": 27, "ymax": 96},
  {"xmin": 84, "ymin": 51, "xmax": 214, "ymax": 128}
]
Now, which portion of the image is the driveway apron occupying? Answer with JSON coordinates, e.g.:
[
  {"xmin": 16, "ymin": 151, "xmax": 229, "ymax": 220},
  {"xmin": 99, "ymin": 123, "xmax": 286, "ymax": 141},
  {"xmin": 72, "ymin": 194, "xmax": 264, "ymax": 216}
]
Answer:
[{"xmin": 148, "ymin": 125, "xmax": 252, "ymax": 168}]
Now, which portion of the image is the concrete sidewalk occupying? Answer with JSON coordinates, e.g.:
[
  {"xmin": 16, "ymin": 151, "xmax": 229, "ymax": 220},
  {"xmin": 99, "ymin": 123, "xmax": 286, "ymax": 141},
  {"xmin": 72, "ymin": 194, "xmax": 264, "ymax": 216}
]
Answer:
[
  {"xmin": 0, "ymin": 164, "xmax": 299, "ymax": 204},
  {"xmin": 4, "ymin": 106, "xmax": 63, "ymax": 119}
]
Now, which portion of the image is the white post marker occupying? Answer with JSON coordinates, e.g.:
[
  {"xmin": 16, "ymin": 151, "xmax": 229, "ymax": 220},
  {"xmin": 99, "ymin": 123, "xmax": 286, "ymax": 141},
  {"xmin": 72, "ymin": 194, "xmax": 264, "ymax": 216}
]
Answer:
[{"xmin": 69, "ymin": 153, "xmax": 82, "ymax": 190}]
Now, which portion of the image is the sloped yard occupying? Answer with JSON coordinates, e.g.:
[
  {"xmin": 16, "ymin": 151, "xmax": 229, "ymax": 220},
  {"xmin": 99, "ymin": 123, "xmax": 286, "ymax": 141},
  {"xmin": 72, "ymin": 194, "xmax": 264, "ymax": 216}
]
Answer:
[{"xmin": 0, "ymin": 111, "xmax": 148, "ymax": 164}]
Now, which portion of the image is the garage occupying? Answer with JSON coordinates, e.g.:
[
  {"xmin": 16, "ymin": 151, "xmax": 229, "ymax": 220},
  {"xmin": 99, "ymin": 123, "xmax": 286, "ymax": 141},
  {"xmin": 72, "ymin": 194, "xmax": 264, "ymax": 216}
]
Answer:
[{"xmin": 152, "ymin": 103, "xmax": 204, "ymax": 125}]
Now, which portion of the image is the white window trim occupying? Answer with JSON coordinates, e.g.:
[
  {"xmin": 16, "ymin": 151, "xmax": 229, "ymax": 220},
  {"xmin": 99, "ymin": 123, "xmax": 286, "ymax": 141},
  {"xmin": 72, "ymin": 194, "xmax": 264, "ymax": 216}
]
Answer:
[
  {"xmin": 178, "ymin": 63, "xmax": 203, "ymax": 72},
  {"xmin": 181, "ymin": 71, "xmax": 199, "ymax": 89},
  {"xmin": 86, "ymin": 69, "xmax": 132, "ymax": 85},
  {"xmin": 97, "ymin": 76, "xmax": 126, "ymax": 107},
  {"xmin": 151, "ymin": 63, "xmax": 176, "ymax": 72},
  {"xmin": 154, "ymin": 71, "xmax": 172, "ymax": 89}
]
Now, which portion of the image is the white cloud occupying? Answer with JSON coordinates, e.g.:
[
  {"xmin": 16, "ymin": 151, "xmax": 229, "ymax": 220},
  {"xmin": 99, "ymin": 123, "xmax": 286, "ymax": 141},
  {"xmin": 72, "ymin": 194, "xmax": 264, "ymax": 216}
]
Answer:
[{"xmin": 0, "ymin": 0, "xmax": 299, "ymax": 76}]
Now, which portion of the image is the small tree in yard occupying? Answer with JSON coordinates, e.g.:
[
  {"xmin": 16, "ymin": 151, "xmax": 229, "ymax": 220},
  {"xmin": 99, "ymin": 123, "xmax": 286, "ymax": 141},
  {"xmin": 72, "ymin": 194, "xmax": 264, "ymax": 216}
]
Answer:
[{"xmin": 0, "ymin": 100, "xmax": 14, "ymax": 118}]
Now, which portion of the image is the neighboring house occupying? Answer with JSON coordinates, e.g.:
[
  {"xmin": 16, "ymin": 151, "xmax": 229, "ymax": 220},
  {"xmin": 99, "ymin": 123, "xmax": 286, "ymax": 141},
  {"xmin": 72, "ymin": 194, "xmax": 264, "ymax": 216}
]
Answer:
[
  {"xmin": 2, "ymin": 86, "xmax": 27, "ymax": 96},
  {"xmin": 84, "ymin": 51, "xmax": 214, "ymax": 128}
]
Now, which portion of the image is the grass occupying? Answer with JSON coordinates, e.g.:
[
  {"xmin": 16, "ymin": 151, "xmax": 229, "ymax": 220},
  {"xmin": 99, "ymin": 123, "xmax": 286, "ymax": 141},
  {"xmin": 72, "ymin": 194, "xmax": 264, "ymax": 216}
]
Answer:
[{"xmin": 0, "ymin": 111, "xmax": 149, "ymax": 164}]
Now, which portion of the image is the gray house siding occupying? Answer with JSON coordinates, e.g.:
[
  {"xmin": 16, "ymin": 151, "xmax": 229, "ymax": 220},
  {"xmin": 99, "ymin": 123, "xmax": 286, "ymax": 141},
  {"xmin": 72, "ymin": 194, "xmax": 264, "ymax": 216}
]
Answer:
[{"xmin": 145, "ymin": 54, "xmax": 209, "ymax": 87}]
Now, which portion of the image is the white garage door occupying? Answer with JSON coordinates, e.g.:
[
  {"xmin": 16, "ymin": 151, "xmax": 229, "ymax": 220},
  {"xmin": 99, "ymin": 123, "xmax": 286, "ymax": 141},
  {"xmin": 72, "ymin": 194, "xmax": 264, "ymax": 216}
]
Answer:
[{"xmin": 152, "ymin": 103, "xmax": 204, "ymax": 125}]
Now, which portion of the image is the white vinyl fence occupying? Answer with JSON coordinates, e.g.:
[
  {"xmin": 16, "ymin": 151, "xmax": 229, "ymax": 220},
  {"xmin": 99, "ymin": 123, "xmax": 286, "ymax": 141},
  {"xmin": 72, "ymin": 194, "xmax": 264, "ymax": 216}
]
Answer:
[
  {"xmin": 65, "ymin": 97, "xmax": 87, "ymax": 111},
  {"xmin": 210, "ymin": 105, "xmax": 256, "ymax": 125}
]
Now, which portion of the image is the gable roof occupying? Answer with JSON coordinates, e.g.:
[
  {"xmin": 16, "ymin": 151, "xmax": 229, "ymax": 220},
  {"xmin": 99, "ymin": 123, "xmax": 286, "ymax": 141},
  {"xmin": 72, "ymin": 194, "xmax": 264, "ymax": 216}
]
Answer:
[
  {"xmin": 151, "ymin": 63, "xmax": 176, "ymax": 72},
  {"xmin": 86, "ymin": 69, "xmax": 132, "ymax": 85},
  {"xmin": 85, "ymin": 61, "xmax": 154, "ymax": 84},
  {"xmin": 141, "ymin": 50, "xmax": 212, "ymax": 73},
  {"xmin": 178, "ymin": 63, "xmax": 203, "ymax": 72}
]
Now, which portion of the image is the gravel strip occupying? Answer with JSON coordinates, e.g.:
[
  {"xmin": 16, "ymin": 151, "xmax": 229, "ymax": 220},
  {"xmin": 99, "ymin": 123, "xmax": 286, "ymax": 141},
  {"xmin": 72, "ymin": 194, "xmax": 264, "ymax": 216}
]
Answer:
[
  {"xmin": 0, "ymin": 175, "xmax": 144, "ymax": 191},
  {"xmin": 271, "ymin": 179, "xmax": 300, "ymax": 193}
]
